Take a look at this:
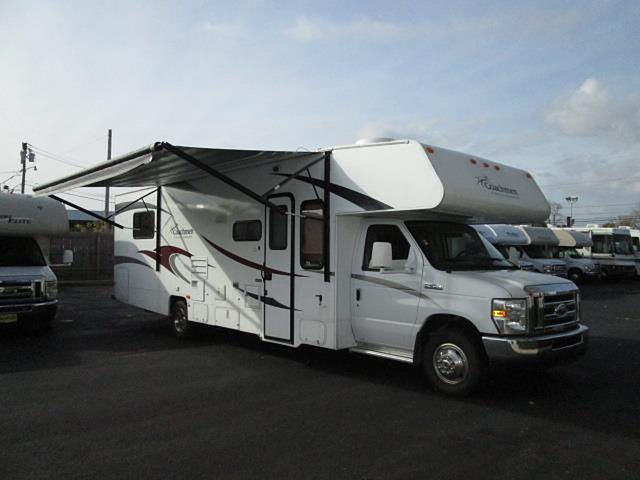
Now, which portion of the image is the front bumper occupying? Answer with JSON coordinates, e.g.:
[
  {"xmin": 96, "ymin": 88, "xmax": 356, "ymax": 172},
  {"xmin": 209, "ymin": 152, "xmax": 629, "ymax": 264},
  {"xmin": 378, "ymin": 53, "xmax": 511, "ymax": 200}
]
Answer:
[
  {"xmin": 482, "ymin": 324, "xmax": 588, "ymax": 363},
  {"xmin": 0, "ymin": 299, "xmax": 58, "ymax": 320}
]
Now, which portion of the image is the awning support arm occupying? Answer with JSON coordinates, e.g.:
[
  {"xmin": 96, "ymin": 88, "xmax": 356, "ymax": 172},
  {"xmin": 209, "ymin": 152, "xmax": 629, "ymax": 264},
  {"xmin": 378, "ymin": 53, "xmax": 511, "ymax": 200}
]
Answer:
[
  {"xmin": 155, "ymin": 187, "xmax": 162, "ymax": 272},
  {"xmin": 261, "ymin": 154, "xmax": 325, "ymax": 197},
  {"xmin": 160, "ymin": 142, "xmax": 283, "ymax": 213},
  {"xmin": 323, "ymin": 151, "xmax": 331, "ymax": 283},
  {"xmin": 107, "ymin": 188, "xmax": 158, "ymax": 219},
  {"xmin": 49, "ymin": 194, "xmax": 124, "ymax": 229}
]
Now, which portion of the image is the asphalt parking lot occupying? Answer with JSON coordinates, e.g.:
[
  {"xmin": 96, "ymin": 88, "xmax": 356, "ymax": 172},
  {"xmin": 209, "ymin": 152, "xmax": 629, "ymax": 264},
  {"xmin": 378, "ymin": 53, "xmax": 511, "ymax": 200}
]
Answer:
[{"xmin": 1, "ymin": 282, "xmax": 640, "ymax": 479}]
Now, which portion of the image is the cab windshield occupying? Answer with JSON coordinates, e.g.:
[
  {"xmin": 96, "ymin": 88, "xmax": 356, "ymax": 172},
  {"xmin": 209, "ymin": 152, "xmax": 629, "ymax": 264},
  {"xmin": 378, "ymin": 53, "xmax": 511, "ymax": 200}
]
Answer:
[
  {"xmin": 405, "ymin": 221, "xmax": 515, "ymax": 271},
  {"xmin": 556, "ymin": 247, "xmax": 583, "ymax": 259},
  {"xmin": 613, "ymin": 234, "xmax": 633, "ymax": 255},
  {"xmin": 0, "ymin": 236, "xmax": 46, "ymax": 267},
  {"xmin": 523, "ymin": 245, "xmax": 553, "ymax": 259}
]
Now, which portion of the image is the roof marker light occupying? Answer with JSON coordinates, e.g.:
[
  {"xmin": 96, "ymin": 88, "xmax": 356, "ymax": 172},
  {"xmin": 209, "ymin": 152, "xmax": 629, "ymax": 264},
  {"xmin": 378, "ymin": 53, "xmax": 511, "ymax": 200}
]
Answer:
[
  {"xmin": 469, "ymin": 158, "xmax": 477, "ymax": 165},
  {"xmin": 425, "ymin": 146, "xmax": 435, "ymax": 154},
  {"xmin": 494, "ymin": 165, "xmax": 500, "ymax": 171},
  {"xmin": 482, "ymin": 162, "xmax": 489, "ymax": 168},
  {"xmin": 526, "ymin": 173, "xmax": 532, "ymax": 179}
]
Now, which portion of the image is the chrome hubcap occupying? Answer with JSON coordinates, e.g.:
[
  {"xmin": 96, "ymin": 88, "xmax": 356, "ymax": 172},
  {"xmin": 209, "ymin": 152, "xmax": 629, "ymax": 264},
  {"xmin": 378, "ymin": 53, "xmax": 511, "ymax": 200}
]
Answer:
[{"xmin": 433, "ymin": 343, "xmax": 469, "ymax": 385}]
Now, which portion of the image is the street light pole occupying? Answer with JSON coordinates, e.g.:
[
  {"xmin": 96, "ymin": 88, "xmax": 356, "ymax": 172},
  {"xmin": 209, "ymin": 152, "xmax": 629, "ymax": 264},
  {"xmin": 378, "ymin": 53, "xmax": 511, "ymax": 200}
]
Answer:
[{"xmin": 565, "ymin": 195, "xmax": 578, "ymax": 226}]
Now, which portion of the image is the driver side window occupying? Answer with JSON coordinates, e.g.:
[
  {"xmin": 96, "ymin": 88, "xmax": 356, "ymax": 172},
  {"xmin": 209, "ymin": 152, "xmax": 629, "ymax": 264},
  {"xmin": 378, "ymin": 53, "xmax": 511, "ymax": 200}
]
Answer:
[{"xmin": 362, "ymin": 224, "xmax": 410, "ymax": 272}]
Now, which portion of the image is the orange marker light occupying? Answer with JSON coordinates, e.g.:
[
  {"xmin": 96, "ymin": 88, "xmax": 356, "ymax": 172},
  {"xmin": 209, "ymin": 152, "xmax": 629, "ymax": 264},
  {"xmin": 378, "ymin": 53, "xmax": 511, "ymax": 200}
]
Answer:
[
  {"xmin": 492, "ymin": 309, "xmax": 507, "ymax": 318},
  {"xmin": 482, "ymin": 162, "xmax": 489, "ymax": 168},
  {"xmin": 425, "ymin": 146, "xmax": 435, "ymax": 154},
  {"xmin": 469, "ymin": 158, "xmax": 477, "ymax": 165}
]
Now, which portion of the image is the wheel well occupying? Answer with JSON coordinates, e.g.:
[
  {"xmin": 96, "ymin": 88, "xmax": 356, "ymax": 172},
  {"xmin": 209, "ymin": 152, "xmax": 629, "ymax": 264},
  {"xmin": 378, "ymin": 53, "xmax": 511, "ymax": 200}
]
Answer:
[
  {"xmin": 169, "ymin": 295, "xmax": 186, "ymax": 313},
  {"xmin": 413, "ymin": 314, "xmax": 484, "ymax": 365}
]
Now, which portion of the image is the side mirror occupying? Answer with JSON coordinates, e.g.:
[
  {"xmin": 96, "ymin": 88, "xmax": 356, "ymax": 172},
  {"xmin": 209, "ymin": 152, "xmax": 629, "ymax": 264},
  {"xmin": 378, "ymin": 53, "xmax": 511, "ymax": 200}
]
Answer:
[
  {"xmin": 369, "ymin": 242, "xmax": 392, "ymax": 270},
  {"xmin": 62, "ymin": 249, "xmax": 74, "ymax": 265}
]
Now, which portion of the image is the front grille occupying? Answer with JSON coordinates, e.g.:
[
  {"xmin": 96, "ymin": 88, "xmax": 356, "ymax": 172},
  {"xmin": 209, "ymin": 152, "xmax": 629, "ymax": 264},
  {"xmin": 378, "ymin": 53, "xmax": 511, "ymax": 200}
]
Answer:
[
  {"xmin": 533, "ymin": 290, "xmax": 579, "ymax": 333},
  {"xmin": 0, "ymin": 281, "xmax": 33, "ymax": 303},
  {"xmin": 552, "ymin": 264, "xmax": 567, "ymax": 276},
  {"xmin": 521, "ymin": 264, "xmax": 534, "ymax": 271}
]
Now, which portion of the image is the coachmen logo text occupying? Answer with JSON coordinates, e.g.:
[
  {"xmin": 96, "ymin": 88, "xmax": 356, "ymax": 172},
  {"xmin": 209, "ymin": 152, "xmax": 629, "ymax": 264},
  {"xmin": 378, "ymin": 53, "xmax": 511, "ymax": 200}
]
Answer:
[
  {"xmin": 475, "ymin": 176, "xmax": 519, "ymax": 197},
  {"xmin": 171, "ymin": 226, "xmax": 194, "ymax": 237},
  {"xmin": 0, "ymin": 215, "xmax": 32, "ymax": 225}
]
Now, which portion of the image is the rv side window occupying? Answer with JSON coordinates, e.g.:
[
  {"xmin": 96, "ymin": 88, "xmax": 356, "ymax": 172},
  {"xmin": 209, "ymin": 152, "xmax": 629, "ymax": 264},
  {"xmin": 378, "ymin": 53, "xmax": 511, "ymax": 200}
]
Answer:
[
  {"xmin": 233, "ymin": 220, "xmax": 262, "ymax": 242},
  {"xmin": 269, "ymin": 206, "xmax": 288, "ymax": 250},
  {"xmin": 300, "ymin": 200, "xmax": 324, "ymax": 269},
  {"xmin": 133, "ymin": 211, "xmax": 155, "ymax": 239},
  {"xmin": 591, "ymin": 235, "xmax": 611, "ymax": 254},
  {"xmin": 362, "ymin": 225, "xmax": 409, "ymax": 271}
]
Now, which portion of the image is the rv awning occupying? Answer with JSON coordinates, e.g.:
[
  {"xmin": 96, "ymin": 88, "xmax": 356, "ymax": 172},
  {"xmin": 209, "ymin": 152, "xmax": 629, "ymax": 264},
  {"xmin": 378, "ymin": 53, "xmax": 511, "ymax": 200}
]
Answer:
[{"xmin": 32, "ymin": 142, "xmax": 323, "ymax": 196}]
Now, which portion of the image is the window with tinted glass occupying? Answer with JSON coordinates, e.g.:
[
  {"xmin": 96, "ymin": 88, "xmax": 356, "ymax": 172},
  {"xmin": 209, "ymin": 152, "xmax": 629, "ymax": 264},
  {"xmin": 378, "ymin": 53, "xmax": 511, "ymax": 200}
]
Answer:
[
  {"xmin": 300, "ymin": 200, "xmax": 324, "ymax": 269},
  {"xmin": 362, "ymin": 225, "xmax": 410, "ymax": 271},
  {"xmin": 591, "ymin": 234, "xmax": 611, "ymax": 254},
  {"xmin": 233, "ymin": 220, "xmax": 262, "ymax": 241},
  {"xmin": 269, "ymin": 206, "xmax": 288, "ymax": 250},
  {"xmin": 133, "ymin": 211, "xmax": 155, "ymax": 239}
]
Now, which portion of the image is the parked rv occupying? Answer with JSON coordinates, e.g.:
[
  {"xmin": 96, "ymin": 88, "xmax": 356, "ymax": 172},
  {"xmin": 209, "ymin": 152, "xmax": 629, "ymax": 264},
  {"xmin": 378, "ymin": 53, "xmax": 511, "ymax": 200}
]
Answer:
[
  {"xmin": 0, "ymin": 194, "xmax": 73, "ymax": 334},
  {"xmin": 550, "ymin": 229, "xmax": 600, "ymax": 283},
  {"xmin": 473, "ymin": 224, "xmax": 535, "ymax": 271},
  {"xmin": 33, "ymin": 139, "xmax": 588, "ymax": 394},
  {"xmin": 573, "ymin": 226, "xmax": 635, "ymax": 278},
  {"xmin": 619, "ymin": 227, "xmax": 640, "ymax": 277}
]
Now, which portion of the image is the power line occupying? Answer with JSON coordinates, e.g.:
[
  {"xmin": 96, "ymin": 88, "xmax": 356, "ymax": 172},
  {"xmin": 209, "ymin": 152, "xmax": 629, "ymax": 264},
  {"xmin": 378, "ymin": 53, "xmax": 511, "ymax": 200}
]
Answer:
[
  {"xmin": 28, "ymin": 145, "xmax": 86, "ymax": 168},
  {"xmin": 57, "ymin": 134, "xmax": 107, "ymax": 156}
]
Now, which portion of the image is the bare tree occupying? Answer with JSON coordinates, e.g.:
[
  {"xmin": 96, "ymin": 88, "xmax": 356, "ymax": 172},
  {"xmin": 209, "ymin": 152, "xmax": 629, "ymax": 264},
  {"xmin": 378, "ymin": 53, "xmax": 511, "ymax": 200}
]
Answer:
[{"xmin": 548, "ymin": 202, "xmax": 563, "ymax": 226}]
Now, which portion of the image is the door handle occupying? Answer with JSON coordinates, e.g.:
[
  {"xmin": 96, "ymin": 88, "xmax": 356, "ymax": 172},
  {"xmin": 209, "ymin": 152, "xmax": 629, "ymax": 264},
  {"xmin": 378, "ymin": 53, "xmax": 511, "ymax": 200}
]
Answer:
[
  {"xmin": 423, "ymin": 283, "xmax": 443, "ymax": 290},
  {"xmin": 356, "ymin": 288, "xmax": 361, "ymax": 301}
]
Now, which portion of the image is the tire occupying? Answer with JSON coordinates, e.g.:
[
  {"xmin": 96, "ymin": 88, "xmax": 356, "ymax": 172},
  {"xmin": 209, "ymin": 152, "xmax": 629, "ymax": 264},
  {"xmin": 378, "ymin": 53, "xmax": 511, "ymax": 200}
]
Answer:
[
  {"xmin": 423, "ymin": 328, "xmax": 486, "ymax": 396},
  {"xmin": 170, "ymin": 299, "xmax": 194, "ymax": 339},
  {"xmin": 568, "ymin": 269, "xmax": 583, "ymax": 284}
]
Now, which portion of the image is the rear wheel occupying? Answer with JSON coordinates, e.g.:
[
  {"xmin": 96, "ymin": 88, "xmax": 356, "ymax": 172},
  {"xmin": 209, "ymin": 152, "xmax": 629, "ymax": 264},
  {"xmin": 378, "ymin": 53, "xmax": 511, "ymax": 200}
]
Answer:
[
  {"xmin": 170, "ymin": 299, "xmax": 194, "ymax": 339},
  {"xmin": 423, "ymin": 328, "xmax": 486, "ymax": 396}
]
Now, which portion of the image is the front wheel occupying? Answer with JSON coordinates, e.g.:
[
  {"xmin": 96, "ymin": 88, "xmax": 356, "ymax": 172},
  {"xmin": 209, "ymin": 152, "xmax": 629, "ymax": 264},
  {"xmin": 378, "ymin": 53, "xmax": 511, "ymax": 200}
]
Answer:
[
  {"xmin": 423, "ymin": 328, "xmax": 486, "ymax": 396},
  {"xmin": 568, "ymin": 269, "xmax": 583, "ymax": 283},
  {"xmin": 170, "ymin": 299, "xmax": 194, "ymax": 339}
]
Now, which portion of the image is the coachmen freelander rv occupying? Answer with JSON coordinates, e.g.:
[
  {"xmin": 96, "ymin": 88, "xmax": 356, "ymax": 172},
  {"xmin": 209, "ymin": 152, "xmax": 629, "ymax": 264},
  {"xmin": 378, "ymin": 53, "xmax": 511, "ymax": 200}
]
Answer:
[
  {"xmin": 472, "ymin": 224, "xmax": 535, "ymax": 271},
  {"xmin": 573, "ymin": 226, "xmax": 635, "ymax": 278},
  {"xmin": 34, "ymin": 139, "xmax": 588, "ymax": 395},
  {"xmin": 518, "ymin": 226, "xmax": 568, "ymax": 277},
  {"xmin": 0, "ymin": 194, "xmax": 73, "ymax": 333},
  {"xmin": 550, "ymin": 229, "xmax": 600, "ymax": 283}
]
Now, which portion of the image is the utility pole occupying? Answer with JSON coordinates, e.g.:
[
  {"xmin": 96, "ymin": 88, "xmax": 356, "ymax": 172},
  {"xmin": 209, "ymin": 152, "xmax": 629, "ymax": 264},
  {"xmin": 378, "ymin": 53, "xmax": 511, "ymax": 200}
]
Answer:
[
  {"xmin": 20, "ymin": 142, "xmax": 35, "ymax": 194},
  {"xmin": 20, "ymin": 142, "xmax": 27, "ymax": 194},
  {"xmin": 104, "ymin": 129, "xmax": 112, "ymax": 226},
  {"xmin": 565, "ymin": 195, "xmax": 578, "ymax": 227}
]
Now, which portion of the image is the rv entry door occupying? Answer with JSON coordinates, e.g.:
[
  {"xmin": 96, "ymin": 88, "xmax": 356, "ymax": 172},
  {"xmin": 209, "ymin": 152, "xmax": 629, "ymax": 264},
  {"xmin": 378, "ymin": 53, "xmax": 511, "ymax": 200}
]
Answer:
[{"xmin": 264, "ymin": 194, "xmax": 294, "ymax": 343}]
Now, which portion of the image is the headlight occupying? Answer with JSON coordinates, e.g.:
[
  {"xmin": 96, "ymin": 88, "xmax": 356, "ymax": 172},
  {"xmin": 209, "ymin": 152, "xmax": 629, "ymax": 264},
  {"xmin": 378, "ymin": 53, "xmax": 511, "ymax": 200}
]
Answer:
[
  {"xmin": 543, "ymin": 265, "xmax": 552, "ymax": 273},
  {"xmin": 492, "ymin": 298, "xmax": 528, "ymax": 335},
  {"xmin": 45, "ymin": 280, "xmax": 58, "ymax": 300}
]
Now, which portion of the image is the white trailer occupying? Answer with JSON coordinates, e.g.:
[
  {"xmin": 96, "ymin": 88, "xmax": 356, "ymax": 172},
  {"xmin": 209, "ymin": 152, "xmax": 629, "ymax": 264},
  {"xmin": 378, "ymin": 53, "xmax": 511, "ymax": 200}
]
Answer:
[
  {"xmin": 34, "ymin": 139, "xmax": 588, "ymax": 394},
  {"xmin": 550, "ymin": 229, "xmax": 601, "ymax": 283},
  {"xmin": 0, "ymin": 193, "xmax": 72, "ymax": 333},
  {"xmin": 572, "ymin": 226, "xmax": 635, "ymax": 278}
]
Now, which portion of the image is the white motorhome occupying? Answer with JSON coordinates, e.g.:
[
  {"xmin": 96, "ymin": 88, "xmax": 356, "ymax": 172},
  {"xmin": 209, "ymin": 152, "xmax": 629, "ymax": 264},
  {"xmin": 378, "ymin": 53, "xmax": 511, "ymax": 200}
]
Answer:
[
  {"xmin": 34, "ymin": 139, "xmax": 588, "ymax": 395},
  {"xmin": 573, "ymin": 225, "xmax": 635, "ymax": 278},
  {"xmin": 0, "ymin": 194, "xmax": 72, "ymax": 334},
  {"xmin": 518, "ymin": 226, "xmax": 568, "ymax": 277},
  {"xmin": 619, "ymin": 227, "xmax": 640, "ymax": 276},
  {"xmin": 550, "ymin": 229, "xmax": 600, "ymax": 283},
  {"xmin": 473, "ymin": 224, "xmax": 535, "ymax": 271}
]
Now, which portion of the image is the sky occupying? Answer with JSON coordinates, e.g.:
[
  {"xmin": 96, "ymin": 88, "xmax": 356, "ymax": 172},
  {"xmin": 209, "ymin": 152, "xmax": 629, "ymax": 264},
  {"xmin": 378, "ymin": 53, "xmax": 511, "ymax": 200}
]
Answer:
[{"xmin": 1, "ymin": 0, "xmax": 639, "ymax": 225}]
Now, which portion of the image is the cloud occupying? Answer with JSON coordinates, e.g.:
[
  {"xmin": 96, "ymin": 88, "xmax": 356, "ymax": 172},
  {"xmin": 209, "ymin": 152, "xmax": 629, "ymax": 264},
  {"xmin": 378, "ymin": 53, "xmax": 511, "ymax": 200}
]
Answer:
[
  {"xmin": 284, "ymin": 16, "xmax": 405, "ymax": 42},
  {"xmin": 284, "ymin": 9, "xmax": 585, "ymax": 43},
  {"xmin": 200, "ymin": 21, "xmax": 241, "ymax": 36},
  {"xmin": 545, "ymin": 78, "xmax": 640, "ymax": 143}
]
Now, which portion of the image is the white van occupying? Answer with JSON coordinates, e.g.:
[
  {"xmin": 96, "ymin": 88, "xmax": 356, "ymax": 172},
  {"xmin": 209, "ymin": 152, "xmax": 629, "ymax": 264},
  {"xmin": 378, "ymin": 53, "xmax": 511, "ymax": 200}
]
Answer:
[
  {"xmin": 34, "ymin": 139, "xmax": 588, "ymax": 394},
  {"xmin": 550, "ymin": 229, "xmax": 600, "ymax": 283},
  {"xmin": 0, "ymin": 194, "xmax": 72, "ymax": 334}
]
